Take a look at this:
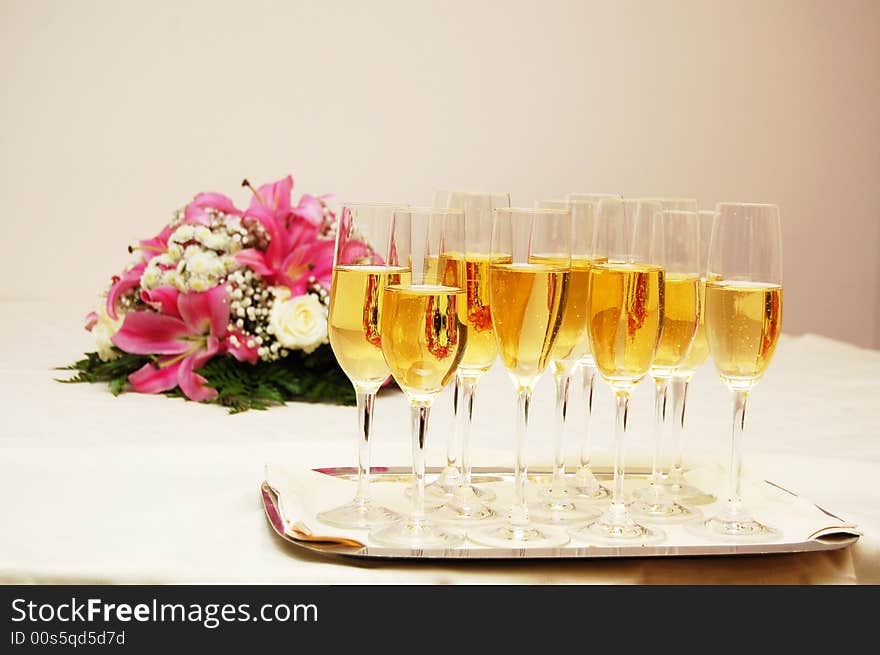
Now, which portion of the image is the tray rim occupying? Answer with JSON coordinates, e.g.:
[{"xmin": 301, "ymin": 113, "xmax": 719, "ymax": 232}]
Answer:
[{"xmin": 262, "ymin": 466, "xmax": 861, "ymax": 561}]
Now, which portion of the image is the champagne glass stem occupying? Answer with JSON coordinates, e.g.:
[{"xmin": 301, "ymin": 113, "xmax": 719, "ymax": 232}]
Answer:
[
  {"xmin": 610, "ymin": 390, "xmax": 630, "ymax": 521},
  {"xmin": 442, "ymin": 377, "xmax": 463, "ymax": 483},
  {"xmin": 511, "ymin": 387, "xmax": 532, "ymax": 527},
  {"xmin": 580, "ymin": 363, "xmax": 597, "ymax": 470},
  {"xmin": 354, "ymin": 387, "xmax": 378, "ymax": 504},
  {"xmin": 410, "ymin": 400, "xmax": 431, "ymax": 524},
  {"xmin": 650, "ymin": 378, "xmax": 669, "ymax": 486},
  {"xmin": 726, "ymin": 389, "xmax": 749, "ymax": 517},
  {"xmin": 552, "ymin": 367, "xmax": 573, "ymax": 492},
  {"xmin": 669, "ymin": 375, "xmax": 692, "ymax": 484},
  {"xmin": 456, "ymin": 373, "xmax": 479, "ymax": 487}
]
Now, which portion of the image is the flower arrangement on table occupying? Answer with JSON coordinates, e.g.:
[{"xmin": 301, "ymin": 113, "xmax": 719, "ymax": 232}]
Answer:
[{"xmin": 61, "ymin": 175, "xmax": 358, "ymax": 412}]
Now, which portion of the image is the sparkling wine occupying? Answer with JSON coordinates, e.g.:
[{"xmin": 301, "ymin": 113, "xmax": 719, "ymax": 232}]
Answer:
[
  {"xmin": 587, "ymin": 262, "xmax": 665, "ymax": 389},
  {"xmin": 651, "ymin": 273, "xmax": 701, "ymax": 376},
  {"xmin": 488, "ymin": 263, "xmax": 568, "ymax": 386},
  {"xmin": 680, "ymin": 278, "xmax": 709, "ymax": 373},
  {"xmin": 530, "ymin": 255, "xmax": 607, "ymax": 364},
  {"xmin": 379, "ymin": 284, "xmax": 467, "ymax": 398},
  {"xmin": 705, "ymin": 280, "xmax": 782, "ymax": 388},
  {"xmin": 437, "ymin": 252, "xmax": 510, "ymax": 373},
  {"xmin": 328, "ymin": 265, "xmax": 410, "ymax": 388}
]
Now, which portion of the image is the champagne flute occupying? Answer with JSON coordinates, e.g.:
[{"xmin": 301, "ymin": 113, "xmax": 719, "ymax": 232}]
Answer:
[
  {"xmin": 569, "ymin": 198, "xmax": 667, "ymax": 546},
  {"xmin": 641, "ymin": 197, "xmax": 698, "ymax": 213},
  {"xmin": 527, "ymin": 199, "xmax": 602, "ymax": 524},
  {"xmin": 691, "ymin": 202, "xmax": 783, "ymax": 541},
  {"xmin": 630, "ymin": 209, "xmax": 703, "ymax": 523},
  {"xmin": 425, "ymin": 190, "xmax": 510, "ymax": 513},
  {"xmin": 565, "ymin": 193, "xmax": 617, "ymax": 500},
  {"xmin": 663, "ymin": 209, "xmax": 717, "ymax": 505},
  {"xmin": 468, "ymin": 208, "xmax": 572, "ymax": 548},
  {"xmin": 369, "ymin": 208, "xmax": 468, "ymax": 548},
  {"xmin": 319, "ymin": 203, "xmax": 406, "ymax": 529}
]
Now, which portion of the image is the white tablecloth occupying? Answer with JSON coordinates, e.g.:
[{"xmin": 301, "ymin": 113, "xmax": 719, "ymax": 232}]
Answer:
[{"xmin": 1, "ymin": 302, "xmax": 877, "ymax": 584}]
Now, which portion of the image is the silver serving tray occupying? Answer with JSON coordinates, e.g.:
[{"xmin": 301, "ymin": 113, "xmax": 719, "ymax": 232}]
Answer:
[{"xmin": 261, "ymin": 466, "xmax": 861, "ymax": 560}]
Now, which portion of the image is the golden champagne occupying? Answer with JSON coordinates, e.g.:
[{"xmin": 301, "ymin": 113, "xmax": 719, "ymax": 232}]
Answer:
[
  {"xmin": 679, "ymin": 278, "xmax": 709, "ymax": 373},
  {"xmin": 587, "ymin": 263, "xmax": 665, "ymax": 388},
  {"xmin": 531, "ymin": 255, "xmax": 606, "ymax": 364},
  {"xmin": 488, "ymin": 263, "xmax": 568, "ymax": 386},
  {"xmin": 437, "ymin": 252, "xmax": 510, "ymax": 373},
  {"xmin": 651, "ymin": 273, "xmax": 701, "ymax": 376},
  {"xmin": 328, "ymin": 265, "xmax": 410, "ymax": 388},
  {"xmin": 379, "ymin": 284, "xmax": 467, "ymax": 398},
  {"xmin": 705, "ymin": 280, "xmax": 782, "ymax": 388}
]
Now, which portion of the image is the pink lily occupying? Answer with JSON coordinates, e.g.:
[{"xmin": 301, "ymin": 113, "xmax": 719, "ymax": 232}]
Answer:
[
  {"xmin": 235, "ymin": 176, "xmax": 336, "ymax": 295},
  {"xmin": 104, "ymin": 223, "xmax": 174, "ymax": 320},
  {"xmin": 105, "ymin": 263, "xmax": 147, "ymax": 320},
  {"xmin": 185, "ymin": 192, "xmax": 243, "ymax": 225},
  {"xmin": 112, "ymin": 286, "xmax": 230, "ymax": 402},
  {"xmin": 248, "ymin": 176, "xmax": 294, "ymax": 215},
  {"xmin": 104, "ymin": 192, "xmax": 243, "ymax": 320}
]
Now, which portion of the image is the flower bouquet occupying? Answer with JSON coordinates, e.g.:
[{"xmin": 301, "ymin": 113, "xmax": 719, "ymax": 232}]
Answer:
[{"xmin": 61, "ymin": 175, "xmax": 357, "ymax": 412}]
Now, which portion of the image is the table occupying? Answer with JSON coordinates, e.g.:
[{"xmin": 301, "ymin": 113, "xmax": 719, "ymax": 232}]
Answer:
[{"xmin": 1, "ymin": 302, "xmax": 877, "ymax": 584}]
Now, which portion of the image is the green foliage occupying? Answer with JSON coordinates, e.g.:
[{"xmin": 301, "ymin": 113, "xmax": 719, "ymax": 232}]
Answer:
[
  {"xmin": 58, "ymin": 345, "xmax": 356, "ymax": 413},
  {"xmin": 58, "ymin": 350, "xmax": 153, "ymax": 396}
]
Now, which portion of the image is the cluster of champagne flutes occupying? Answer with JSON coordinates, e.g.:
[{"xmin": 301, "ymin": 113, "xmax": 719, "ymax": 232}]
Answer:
[{"xmin": 318, "ymin": 193, "xmax": 784, "ymax": 549}]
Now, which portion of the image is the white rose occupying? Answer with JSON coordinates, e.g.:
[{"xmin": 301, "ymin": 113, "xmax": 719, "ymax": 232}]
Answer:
[
  {"xmin": 92, "ymin": 303, "xmax": 124, "ymax": 361},
  {"xmin": 269, "ymin": 289, "xmax": 328, "ymax": 354}
]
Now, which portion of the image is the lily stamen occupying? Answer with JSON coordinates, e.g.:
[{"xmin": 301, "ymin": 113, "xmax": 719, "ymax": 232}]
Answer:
[{"xmin": 241, "ymin": 179, "xmax": 265, "ymax": 207}]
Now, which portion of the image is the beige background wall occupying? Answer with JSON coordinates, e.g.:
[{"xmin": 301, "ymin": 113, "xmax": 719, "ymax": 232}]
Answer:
[{"xmin": 2, "ymin": 0, "xmax": 879, "ymax": 347}]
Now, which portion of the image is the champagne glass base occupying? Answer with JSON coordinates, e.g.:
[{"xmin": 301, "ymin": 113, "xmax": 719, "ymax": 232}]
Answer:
[
  {"xmin": 632, "ymin": 480, "xmax": 715, "ymax": 506},
  {"xmin": 468, "ymin": 523, "xmax": 570, "ymax": 548},
  {"xmin": 416, "ymin": 481, "xmax": 496, "ymax": 503},
  {"xmin": 629, "ymin": 497, "xmax": 702, "ymax": 524},
  {"xmin": 687, "ymin": 514, "xmax": 781, "ymax": 543},
  {"xmin": 369, "ymin": 519, "xmax": 465, "ymax": 549},
  {"xmin": 664, "ymin": 482, "xmax": 716, "ymax": 506},
  {"xmin": 423, "ymin": 465, "xmax": 461, "ymax": 499},
  {"xmin": 528, "ymin": 497, "xmax": 602, "ymax": 525},
  {"xmin": 567, "ymin": 467, "xmax": 612, "ymax": 501},
  {"xmin": 569, "ymin": 512, "xmax": 666, "ymax": 546},
  {"xmin": 316, "ymin": 499, "xmax": 401, "ymax": 530},
  {"xmin": 568, "ymin": 481, "xmax": 612, "ymax": 501},
  {"xmin": 430, "ymin": 501, "xmax": 503, "ymax": 527}
]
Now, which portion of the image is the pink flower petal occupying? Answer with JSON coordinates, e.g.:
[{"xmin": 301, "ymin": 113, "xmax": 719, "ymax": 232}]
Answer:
[
  {"xmin": 112, "ymin": 312, "xmax": 192, "ymax": 355},
  {"xmin": 177, "ymin": 286, "xmax": 229, "ymax": 339},
  {"xmin": 183, "ymin": 206, "xmax": 212, "ymax": 225},
  {"xmin": 226, "ymin": 328, "xmax": 259, "ymax": 364},
  {"xmin": 307, "ymin": 239, "xmax": 335, "ymax": 287},
  {"xmin": 185, "ymin": 192, "xmax": 242, "ymax": 223},
  {"xmin": 140, "ymin": 286, "xmax": 181, "ymax": 318},
  {"xmin": 177, "ymin": 353, "xmax": 218, "ymax": 402},
  {"xmin": 293, "ymin": 194, "xmax": 323, "ymax": 226},
  {"xmin": 129, "ymin": 359, "xmax": 183, "ymax": 394},
  {"xmin": 288, "ymin": 217, "xmax": 319, "ymax": 249},
  {"xmin": 234, "ymin": 248, "xmax": 275, "ymax": 277},
  {"xmin": 250, "ymin": 176, "xmax": 293, "ymax": 214},
  {"xmin": 339, "ymin": 239, "xmax": 369, "ymax": 265},
  {"xmin": 106, "ymin": 263, "xmax": 146, "ymax": 320},
  {"xmin": 246, "ymin": 205, "xmax": 290, "ymax": 271},
  {"xmin": 198, "ymin": 192, "xmax": 242, "ymax": 214},
  {"xmin": 84, "ymin": 311, "xmax": 98, "ymax": 332}
]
